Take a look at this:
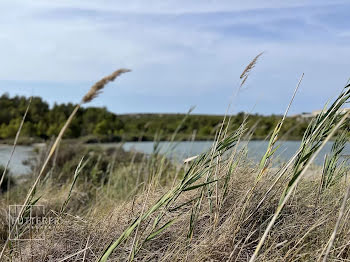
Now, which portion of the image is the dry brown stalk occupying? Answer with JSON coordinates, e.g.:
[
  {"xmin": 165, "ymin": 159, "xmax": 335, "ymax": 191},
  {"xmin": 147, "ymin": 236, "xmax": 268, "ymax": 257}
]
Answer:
[{"xmin": 0, "ymin": 68, "xmax": 130, "ymax": 260}]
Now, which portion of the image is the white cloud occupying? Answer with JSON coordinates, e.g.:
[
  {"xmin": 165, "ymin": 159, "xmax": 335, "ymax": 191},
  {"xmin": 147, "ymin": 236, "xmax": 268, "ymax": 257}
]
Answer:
[
  {"xmin": 338, "ymin": 31, "xmax": 350, "ymax": 38},
  {"xmin": 4, "ymin": 0, "xmax": 349, "ymax": 14},
  {"xmin": 0, "ymin": 0, "xmax": 349, "ymax": 114}
]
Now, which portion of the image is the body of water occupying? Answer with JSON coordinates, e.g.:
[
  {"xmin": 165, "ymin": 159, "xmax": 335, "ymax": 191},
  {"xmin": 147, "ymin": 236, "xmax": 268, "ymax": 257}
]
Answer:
[
  {"xmin": 112, "ymin": 140, "xmax": 350, "ymax": 166},
  {"xmin": 0, "ymin": 145, "xmax": 35, "ymax": 175},
  {"xmin": 1, "ymin": 141, "xmax": 350, "ymax": 176}
]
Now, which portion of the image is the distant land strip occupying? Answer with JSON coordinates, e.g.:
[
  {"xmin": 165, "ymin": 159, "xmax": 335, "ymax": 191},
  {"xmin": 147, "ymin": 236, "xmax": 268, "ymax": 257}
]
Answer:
[{"xmin": 0, "ymin": 93, "xmax": 315, "ymax": 144}]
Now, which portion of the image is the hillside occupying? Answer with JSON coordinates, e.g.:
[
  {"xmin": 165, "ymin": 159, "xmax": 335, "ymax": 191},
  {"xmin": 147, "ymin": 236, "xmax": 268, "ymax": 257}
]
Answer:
[{"xmin": 0, "ymin": 93, "xmax": 310, "ymax": 142}]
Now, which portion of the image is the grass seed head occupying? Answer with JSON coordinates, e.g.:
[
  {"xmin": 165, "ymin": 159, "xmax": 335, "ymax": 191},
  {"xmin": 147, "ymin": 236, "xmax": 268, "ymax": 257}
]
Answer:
[
  {"xmin": 82, "ymin": 68, "xmax": 131, "ymax": 104},
  {"xmin": 240, "ymin": 52, "xmax": 264, "ymax": 86}
]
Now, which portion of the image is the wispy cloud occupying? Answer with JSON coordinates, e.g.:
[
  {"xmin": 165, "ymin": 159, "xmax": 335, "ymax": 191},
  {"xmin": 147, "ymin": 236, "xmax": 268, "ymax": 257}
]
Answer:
[{"xmin": 0, "ymin": 1, "xmax": 349, "ymax": 114}]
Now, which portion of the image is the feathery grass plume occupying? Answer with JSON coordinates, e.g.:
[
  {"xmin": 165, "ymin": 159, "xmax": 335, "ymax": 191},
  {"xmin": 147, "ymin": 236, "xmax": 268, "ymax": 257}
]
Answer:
[
  {"xmin": 218, "ymin": 52, "xmax": 264, "ymax": 152},
  {"xmin": 249, "ymin": 83, "xmax": 350, "ymax": 262},
  {"xmin": 202, "ymin": 53, "xmax": 264, "ymax": 213},
  {"xmin": 82, "ymin": 69, "xmax": 131, "ymax": 104},
  {"xmin": 240, "ymin": 52, "xmax": 264, "ymax": 87},
  {"xmin": 209, "ymin": 54, "xmax": 265, "ymax": 216},
  {"xmin": 0, "ymin": 69, "xmax": 130, "ymax": 260}
]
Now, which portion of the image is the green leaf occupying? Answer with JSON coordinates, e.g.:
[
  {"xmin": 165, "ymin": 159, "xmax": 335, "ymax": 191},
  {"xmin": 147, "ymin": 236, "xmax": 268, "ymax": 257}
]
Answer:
[
  {"xmin": 183, "ymin": 180, "xmax": 218, "ymax": 192},
  {"xmin": 145, "ymin": 219, "xmax": 176, "ymax": 242}
]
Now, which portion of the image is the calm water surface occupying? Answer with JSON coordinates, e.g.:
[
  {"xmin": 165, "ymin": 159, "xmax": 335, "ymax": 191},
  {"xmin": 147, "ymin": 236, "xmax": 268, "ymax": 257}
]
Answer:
[
  {"xmin": 1, "ymin": 141, "xmax": 350, "ymax": 175},
  {"xmin": 114, "ymin": 140, "xmax": 350, "ymax": 166},
  {"xmin": 0, "ymin": 145, "xmax": 35, "ymax": 175}
]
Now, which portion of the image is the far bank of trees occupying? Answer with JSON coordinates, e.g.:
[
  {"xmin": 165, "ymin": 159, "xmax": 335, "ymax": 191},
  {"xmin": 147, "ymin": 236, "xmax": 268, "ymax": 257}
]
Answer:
[{"xmin": 0, "ymin": 93, "xmax": 311, "ymax": 142}]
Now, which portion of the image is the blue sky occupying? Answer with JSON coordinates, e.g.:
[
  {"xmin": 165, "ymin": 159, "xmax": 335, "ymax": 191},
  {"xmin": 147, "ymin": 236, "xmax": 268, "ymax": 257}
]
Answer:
[{"xmin": 0, "ymin": 0, "xmax": 349, "ymax": 115}]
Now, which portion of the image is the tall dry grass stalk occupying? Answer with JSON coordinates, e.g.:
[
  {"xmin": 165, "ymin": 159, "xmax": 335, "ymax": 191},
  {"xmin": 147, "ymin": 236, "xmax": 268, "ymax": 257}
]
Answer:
[
  {"xmin": 0, "ymin": 97, "xmax": 32, "ymax": 189},
  {"xmin": 218, "ymin": 52, "xmax": 264, "ymax": 147},
  {"xmin": 237, "ymin": 73, "xmax": 303, "ymax": 222},
  {"xmin": 0, "ymin": 69, "xmax": 130, "ymax": 260},
  {"xmin": 257, "ymin": 73, "xmax": 304, "ymax": 180},
  {"xmin": 207, "ymin": 52, "xmax": 264, "ymax": 216}
]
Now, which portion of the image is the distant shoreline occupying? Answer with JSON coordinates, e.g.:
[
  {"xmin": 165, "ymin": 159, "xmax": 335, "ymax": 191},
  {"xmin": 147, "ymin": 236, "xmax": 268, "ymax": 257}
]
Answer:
[
  {"xmin": 0, "ymin": 135, "xmax": 306, "ymax": 146},
  {"xmin": 0, "ymin": 94, "xmax": 313, "ymax": 145}
]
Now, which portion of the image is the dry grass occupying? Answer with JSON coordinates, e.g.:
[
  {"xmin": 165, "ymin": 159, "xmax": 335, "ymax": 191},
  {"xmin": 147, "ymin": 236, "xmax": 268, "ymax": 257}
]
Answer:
[
  {"xmin": 3, "ymin": 163, "xmax": 350, "ymax": 261},
  {"xmin": 0, "ymin": 65, "xmax": 349, "ymax": 262}
]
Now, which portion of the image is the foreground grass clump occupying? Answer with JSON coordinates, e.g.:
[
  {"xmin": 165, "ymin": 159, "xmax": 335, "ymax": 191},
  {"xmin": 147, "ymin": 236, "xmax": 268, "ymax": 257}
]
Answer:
[
  {"xmin": 2, "ymin": 160, "xmax": 349, "ymax": 261},
  {"xmin": 1, "ymin": 68, "xmax": 350, "ymax": 261}
]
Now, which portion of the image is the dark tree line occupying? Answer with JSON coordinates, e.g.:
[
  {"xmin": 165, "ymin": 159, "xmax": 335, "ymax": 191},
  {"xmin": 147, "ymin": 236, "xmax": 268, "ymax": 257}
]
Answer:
[{"xmin": 0, "ymin": 93, "xmax": 310, "ymax": 142}]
